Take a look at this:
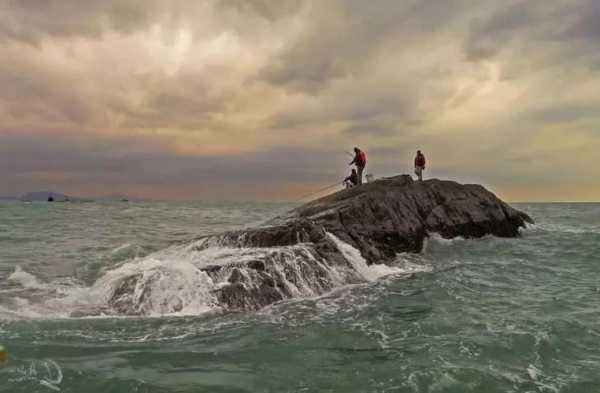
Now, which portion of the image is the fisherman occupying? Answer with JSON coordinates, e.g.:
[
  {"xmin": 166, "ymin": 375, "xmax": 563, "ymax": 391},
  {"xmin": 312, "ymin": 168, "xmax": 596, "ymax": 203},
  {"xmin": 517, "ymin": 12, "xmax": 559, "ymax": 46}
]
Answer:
[
  {"xmin": 349, "ymin": 147, "xmax": 367, "ymax": 185},
  {"xmin": 343, "ymin": 168, "xmax": 359, "ymax": 189},
  {"xmin": 414, "ymin": 150, "xmax": 426, "ymax": 181}
]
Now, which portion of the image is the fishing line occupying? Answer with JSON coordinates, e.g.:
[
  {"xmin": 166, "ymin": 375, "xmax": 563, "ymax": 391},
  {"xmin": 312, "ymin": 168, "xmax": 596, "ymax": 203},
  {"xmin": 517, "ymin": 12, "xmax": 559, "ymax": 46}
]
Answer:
[{"xmin": 294, "ymin": 181, "xmax": 342, "ymax": 203}]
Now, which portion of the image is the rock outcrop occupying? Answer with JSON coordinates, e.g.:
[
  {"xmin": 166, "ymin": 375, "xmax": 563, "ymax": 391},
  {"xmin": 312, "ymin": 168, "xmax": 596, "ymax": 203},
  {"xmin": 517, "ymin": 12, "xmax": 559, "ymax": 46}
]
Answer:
[
  {"xmin": 286, "ymin": 175, "xmax": 532, "ymax": 262},
  {"xmin": 106, "ymin": 175, "xmax": 533, "ymax": 315}
]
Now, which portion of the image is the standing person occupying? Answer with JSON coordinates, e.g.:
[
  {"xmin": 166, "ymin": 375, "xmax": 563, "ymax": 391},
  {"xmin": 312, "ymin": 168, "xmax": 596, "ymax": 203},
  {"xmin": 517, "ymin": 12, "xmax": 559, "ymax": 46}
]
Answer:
[
  {"xmin": 349, "ymin": 147, "xmax": 367, "ymax": 185},
  {"xmin": 414, "ymin": 150, "xmax": 426, "ymax": 181}
]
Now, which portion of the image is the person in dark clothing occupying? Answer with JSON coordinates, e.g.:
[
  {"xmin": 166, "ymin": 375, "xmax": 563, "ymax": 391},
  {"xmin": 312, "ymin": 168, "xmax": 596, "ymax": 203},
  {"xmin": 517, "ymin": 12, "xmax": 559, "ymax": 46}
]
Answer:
[
  {"xmin": 343, "ymin": 168, "xmax": 359, "ymax": 189},
  {"xmin": 349, "ymin": 147, "xmax": 367, "ymax": 185},
  {"xmin": 414, "ymin": 150, "xmax": 426, "ymax": 181}
]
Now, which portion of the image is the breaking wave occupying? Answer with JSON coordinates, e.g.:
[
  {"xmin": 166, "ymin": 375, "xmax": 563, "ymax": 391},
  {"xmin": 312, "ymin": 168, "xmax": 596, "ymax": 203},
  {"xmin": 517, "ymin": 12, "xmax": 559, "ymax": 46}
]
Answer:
[{"xmin": 1, "ymin": 233, "xmax": 428, "ymax": 319}]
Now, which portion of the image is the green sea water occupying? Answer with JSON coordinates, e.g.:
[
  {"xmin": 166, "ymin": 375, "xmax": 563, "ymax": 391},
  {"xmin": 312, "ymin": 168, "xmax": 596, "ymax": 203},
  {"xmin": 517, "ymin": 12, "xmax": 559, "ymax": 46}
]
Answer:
[{"xmin": 1, "ymin": 201, "xmax": 599, "ymax": 392}]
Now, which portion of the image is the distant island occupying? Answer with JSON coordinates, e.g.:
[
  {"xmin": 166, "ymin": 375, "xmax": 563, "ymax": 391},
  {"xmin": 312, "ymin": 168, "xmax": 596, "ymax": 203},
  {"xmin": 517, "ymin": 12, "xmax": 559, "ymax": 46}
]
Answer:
[
  {"xmin": 8, "ymin": 191, "xmax": 135, "ymax": 203},
  {"xmin": 20, "ymin": 191, "xmax": 70, "ymax": 202}
]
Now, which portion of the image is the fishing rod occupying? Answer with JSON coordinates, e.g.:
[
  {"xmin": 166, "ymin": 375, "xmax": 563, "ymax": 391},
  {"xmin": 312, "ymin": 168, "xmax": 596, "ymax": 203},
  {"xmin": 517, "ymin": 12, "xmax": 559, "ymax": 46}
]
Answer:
[
  {"xmin": 285, "ymin": 150, "xmax": 360, "ymax": 205},
  {"xmin": 296, "ymin": 150, "xmax": 359, "ymax": 202},
  {"xmin": 294, "ymin": 181, "xmax": 343, "ymax": 203}
]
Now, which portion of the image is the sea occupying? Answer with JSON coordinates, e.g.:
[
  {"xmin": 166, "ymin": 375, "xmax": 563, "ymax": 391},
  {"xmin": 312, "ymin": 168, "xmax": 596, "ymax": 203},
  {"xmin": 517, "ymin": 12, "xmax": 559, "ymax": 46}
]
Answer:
[{"xmin": 0, "ymin": 201, "xmax": 599, "ymax": 393}]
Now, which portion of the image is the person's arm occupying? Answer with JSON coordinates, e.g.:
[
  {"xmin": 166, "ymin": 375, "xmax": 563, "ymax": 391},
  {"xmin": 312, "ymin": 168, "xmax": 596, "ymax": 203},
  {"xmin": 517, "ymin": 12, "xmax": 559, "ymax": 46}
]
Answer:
[{"xmin": 349, "ymin": 156, "xmax": 356, "ymax": 165}]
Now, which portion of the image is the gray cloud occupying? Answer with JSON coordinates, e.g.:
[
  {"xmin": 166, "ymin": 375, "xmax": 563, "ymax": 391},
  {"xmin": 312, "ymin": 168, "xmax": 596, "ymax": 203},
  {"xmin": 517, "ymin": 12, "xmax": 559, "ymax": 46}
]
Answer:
[
  {"xmin": 0, "ymin": 0, "xmax": 306, "ymax": 46},
  {"xmin": 464, "ymin": 1, "xmax": 600, "ymax": 62},
  {"xmin": 464, "ymin": 2, "xmax": 540, "ymax": 60},
  {"xmin": 1, "ymin": 0, "xmax": 600, "ymax": 200},
  {"xmin": 526, "ymin": 103, "xmax": 600, "ymax": 125},
  {"xmin": 558, "ymin": 0, "xmax": 600, "ymax": 41},
  {"xmin": 0, "ymin": 55, "xmax": 91, "ymax": 125},
  {"xmin": 217, "ymin": 0, "xmax": 304, "ymax": 22},
  {"xmin": 0, "ymin": 0, "xmax": 157, "ymax": 44},
  {"xmin": 260, "ymin": 0, "xmax": 469, "ymax": 94}
]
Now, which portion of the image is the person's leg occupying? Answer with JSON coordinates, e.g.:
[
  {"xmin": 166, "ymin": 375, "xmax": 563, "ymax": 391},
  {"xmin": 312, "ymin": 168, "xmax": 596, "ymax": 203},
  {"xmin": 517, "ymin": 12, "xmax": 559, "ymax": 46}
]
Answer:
[
  {"xmin": 357, "ymin": 166, "xmax": 364, "ymax": 185},
  {"xmin": 418, "ymin": 167, "xmax": 423, "ymax": 181}
]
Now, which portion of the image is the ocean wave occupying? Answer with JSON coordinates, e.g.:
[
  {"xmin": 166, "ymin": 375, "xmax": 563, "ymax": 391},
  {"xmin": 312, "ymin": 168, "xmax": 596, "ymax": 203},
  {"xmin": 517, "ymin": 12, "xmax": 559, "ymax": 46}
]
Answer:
[
  {"xmin": 7, "ymin": 266, "xmax": 47, "ymax": 290},
  {"xmin": 428, "ymin": 232, "xmax": 467, "ymax": 245},
  {"xmin": 1, "ymin": 233, "xmax": 424, "ymax": 320},
  {"xmin": 326, "ymin": 233, "xmax": 404, "ymax": 281},
  {"xmin": 523, "ymin": 222, "xmax": 600, "ymax": 235}
]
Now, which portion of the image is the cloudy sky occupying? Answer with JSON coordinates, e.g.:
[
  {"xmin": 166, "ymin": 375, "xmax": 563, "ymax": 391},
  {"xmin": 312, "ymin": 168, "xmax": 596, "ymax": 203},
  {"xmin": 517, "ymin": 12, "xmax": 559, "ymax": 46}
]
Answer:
[{"xmin": 1, "ymin": 0, "xmax": 598, "ymax": 201}]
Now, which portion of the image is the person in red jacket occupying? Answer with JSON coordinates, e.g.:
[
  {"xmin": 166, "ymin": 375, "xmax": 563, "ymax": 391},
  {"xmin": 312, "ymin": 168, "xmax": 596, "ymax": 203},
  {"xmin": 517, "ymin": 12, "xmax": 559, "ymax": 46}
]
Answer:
[
  {"xmin": 414, "ymin": 150, "xmax": 426, "ymax": 181},
  {"xmin": 349, "ymin": 147, "xmax": 367, "ymax": 185}
]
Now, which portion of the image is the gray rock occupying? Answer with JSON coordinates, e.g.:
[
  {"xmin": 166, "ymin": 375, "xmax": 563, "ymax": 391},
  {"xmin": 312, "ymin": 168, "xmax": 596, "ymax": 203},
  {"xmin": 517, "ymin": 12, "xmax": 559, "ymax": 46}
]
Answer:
[
  {"xmin": 222, "ymin": 175, "xmax": 532, "ymax": 263},
  {"xmin": 107, "ymin": 175, "xmax": 533, "ymax": 314}
]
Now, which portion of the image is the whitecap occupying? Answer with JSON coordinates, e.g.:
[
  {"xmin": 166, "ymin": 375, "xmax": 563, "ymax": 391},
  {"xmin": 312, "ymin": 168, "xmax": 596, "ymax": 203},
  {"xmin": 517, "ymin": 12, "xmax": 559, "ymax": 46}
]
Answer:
[{"xmin": 326, "ymin": 233, "xmax": 403, "ymax": 281}]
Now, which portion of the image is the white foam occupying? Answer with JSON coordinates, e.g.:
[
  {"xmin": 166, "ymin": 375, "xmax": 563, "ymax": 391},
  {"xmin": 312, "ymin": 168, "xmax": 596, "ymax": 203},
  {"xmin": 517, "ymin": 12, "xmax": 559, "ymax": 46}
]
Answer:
[
  {"xmin": 326, "ymin": 233, "xmax": 403, "ymax": 281},
  {"xmin": 110, "ymin": 243, "xmax": 132, "ymax": 255},
  {"xmin": 2, "ymin": 245, "xmax": 222, "ymax": 318},
  {"xmin": 3, "ymin": 233, "xmax": 429, "ymax": 319},
  {"xmin": 428, "ymin": 232, "xmax": 465, "ymax": 245},
  {"xmin": 89, "ymin": 255, "xmax": 217, "ymax": 317},
  {"xmin": 527, "ymin": 364, "xmax": 540, "ymax": 381},
  {"xmin": 1, "ymin": 241, "xmax": 339, "ymax": 318},
  {"xmin": 8, "ymin": 266, "xmax": 46, "ymax": 290}
]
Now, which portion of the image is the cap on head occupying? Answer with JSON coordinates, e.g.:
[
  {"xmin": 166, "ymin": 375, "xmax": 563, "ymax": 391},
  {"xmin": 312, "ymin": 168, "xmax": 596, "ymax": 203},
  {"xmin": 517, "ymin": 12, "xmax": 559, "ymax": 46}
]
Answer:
[{"xmin": 354, "ymin": 147, "xmax": 360, "ymax": 152}]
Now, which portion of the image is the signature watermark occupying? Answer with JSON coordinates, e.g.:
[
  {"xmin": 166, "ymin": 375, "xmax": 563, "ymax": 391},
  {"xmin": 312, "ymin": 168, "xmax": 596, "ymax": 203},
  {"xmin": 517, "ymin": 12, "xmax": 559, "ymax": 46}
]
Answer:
[{"xmin": 6, "ymin": 358, "xmax": 63, "ymax": 391}]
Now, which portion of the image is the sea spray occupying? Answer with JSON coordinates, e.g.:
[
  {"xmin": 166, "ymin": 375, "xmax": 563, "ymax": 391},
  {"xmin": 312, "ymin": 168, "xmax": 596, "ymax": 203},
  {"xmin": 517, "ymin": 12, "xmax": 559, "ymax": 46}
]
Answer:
[
  {"xmin": 2, "ymin": 232, "xmax": 423, "ymax": 318},
  {"xmin": 326, "ymin": 233, "xmax": 403, "ymax": 281}
]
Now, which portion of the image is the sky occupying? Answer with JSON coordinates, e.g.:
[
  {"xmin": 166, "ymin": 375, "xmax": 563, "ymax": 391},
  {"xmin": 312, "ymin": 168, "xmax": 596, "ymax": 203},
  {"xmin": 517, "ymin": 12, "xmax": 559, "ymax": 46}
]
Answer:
[{"xmin": 0, "ymin": 0, "xmax": 599, "ymax": 201}]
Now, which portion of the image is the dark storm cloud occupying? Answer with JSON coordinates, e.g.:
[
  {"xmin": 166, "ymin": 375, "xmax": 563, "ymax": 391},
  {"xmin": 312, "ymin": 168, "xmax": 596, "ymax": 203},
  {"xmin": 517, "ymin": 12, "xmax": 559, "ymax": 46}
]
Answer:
[
  {"xmin": 0, "ymin": 55, "xmax": 91, "ymax": 124},
  {"xmin": 464, "ymin": 0, "xmax": 600, "ymax": 62},
  {"xmin": 558, "ymin": 0, "xmax": 600, "ymax": 41},
  {"xmin": 464, "ymin": 3, "xmax": 534, "ymax": 61},
  {"xmin": 0, "ymin": 0, "xmax": 164, "ymax": 44},
  {"xmin": 260, "ymin": 0, "xmax": 468, "ymax": 94}
]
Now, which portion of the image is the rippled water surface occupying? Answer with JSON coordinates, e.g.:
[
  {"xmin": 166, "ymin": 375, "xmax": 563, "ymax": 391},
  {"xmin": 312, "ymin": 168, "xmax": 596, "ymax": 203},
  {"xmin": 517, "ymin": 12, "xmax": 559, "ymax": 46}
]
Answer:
[{"xmin": 1, "ymin": 201, "xmax": 599, "ymax": 392}]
